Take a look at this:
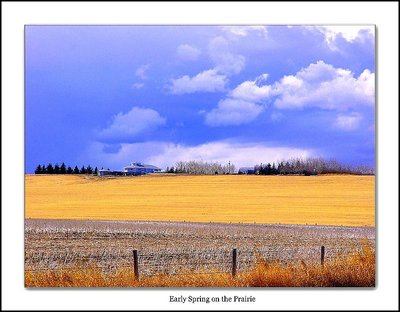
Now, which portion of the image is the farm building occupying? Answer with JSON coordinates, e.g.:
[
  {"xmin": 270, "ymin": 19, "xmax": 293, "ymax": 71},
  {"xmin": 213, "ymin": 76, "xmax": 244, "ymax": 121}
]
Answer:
[
  {"xmin": 97, "ymin": 169, "xmax": 113, "ymax": 177},
  {"xmin": 123, "ymin": 162, "xmax": 162, "ymax": 175},
  {"xmin": 97, "ymin": 162, "xmax": 162, "ymax": 177},
  {"xmin": 238, "ymin": 167, "xmax": 256, "ymax": 174},
  {"xmin": 97, "ymin": 169, "xmax": 124, "ymax": 177}
]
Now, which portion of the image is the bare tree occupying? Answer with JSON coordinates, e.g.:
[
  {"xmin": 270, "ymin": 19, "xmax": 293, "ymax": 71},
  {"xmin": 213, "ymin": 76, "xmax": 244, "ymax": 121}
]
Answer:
[{"xmin": 174, "ymin": 160, "xmax": 236, "ymax": 175}]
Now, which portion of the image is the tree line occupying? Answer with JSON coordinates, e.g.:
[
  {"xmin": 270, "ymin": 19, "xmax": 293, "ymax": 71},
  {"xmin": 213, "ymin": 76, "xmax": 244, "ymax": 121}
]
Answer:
[
  {"xmin": 35, "ymin": 157, "xmax": 374, "ymax": 176},
  {"xmin": 166, "ymin": 158, "xmax": 374, "ymax": 175},
  {"xmin": 167, "ymin": 160, "xmax": 236, "ymax": 175},
  {"xmin": 34, "ymin": 163, "xmax": 99, "ymax": 175},
  {"xmin": 254, "ymin": 157, "xmax": 375, "ymax": 175}
]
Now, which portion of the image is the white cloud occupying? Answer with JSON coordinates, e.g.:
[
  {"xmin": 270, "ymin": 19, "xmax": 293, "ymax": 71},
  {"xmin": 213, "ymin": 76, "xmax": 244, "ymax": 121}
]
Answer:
[
  {"xmin": 203, "ymin": 61, "xmax": 374, "ymax": 127},
  {"xmin": 320, "ymin": 25, "xmax": 374, "ymax": 42},
  {"xmin": 203, "ymin": 74, "xmax": 269, "ymax": 127},
  {"xmin": 203, "ymin": 73, "xmax": 270, "ymax": 127},
  {"xmin": 221, "ymin": 26, "xmax": 268, "ymax": 37},
  {"xmin": 314, "ymin": 26, "xmax": 375, "ymax": 50},
  {"xmin": 135, "ymin": 64, "xmax": 150, "ymax": 80},
  {"xmin": 272, "ymin": 61, "xmax": 375, "ymax": 110},
  {"xmin": 229, "ymin": 73, "xmax": 271, "ymax": 102},
  {"xmin": 208, "ymin": 36, "xmax": 246, "ymax": 75},
  {"xmin": 176, "ymin": 44, "xmax": 201, "ymax": 61},
  {"xmin": 83, "ymin": 140, "xmax": 313, "ymax": 171},
  {"xmin": 167, "ymin": 69, "xmax": 228, "ymax": 94},
  {"xmin": 205, "ymin": 98, "xmax": 264, "ymax": 126},
  {"xmin": 98, "ymin": 107, "xmax": 166, "ymax": 141},
  {"xmin": 131, "ymin": 83, "xmax": 144, "ymax": 89},
  {"xmin": 334, "ymin": 113, "xmax": 362, "ymax": 130}
]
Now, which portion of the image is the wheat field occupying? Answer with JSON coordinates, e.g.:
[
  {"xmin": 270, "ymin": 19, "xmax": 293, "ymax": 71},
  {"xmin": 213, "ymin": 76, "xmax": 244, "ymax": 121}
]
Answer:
[{"xmin": 25, "ymin": 174, "xmax": 374, "ymax": 227}]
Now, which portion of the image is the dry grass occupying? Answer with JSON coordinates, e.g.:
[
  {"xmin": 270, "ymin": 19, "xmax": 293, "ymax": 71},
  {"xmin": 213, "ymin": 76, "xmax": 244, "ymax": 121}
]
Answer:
[
  {"xmin": 25, "ymin": 219, "xmax": 375, "ymax": 276},
  {"xmin": 25, "ymin": 244, "xmax": 375, "ymax": 287},
  {"xmin": 25, "ymin": 174, "xmax": 375, "ymax": 226}
]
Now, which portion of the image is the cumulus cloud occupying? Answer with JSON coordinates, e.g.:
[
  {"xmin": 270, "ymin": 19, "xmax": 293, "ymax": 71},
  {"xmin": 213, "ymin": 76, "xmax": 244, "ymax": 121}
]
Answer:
[
  {"xmin": 203, "ymin": 61, "xmax": 374, "ymax": 127},
  {"xmin": 204, "ymin": 73, "xmax": 270, "ymax": 126},
  {"xmin": 176, "ymin": 44, "xmax": 201, "ymax": 61},
  {"xmin": 221, "ymin": 26, "xmax": 268, "ymax": 37},
  {"xmin": 229, "ymin": 74, "xmax": 271, "ymax": 102},
  {"xmin": 272, "ymin": 61, "xmax": 375, "ymax": 110},
  {"xmin": 205, "ymin": 98, "xmax": 264, "ymax": 126},
  {"xmin": 313, "ymin": 26, "xmax": 375, "ymax": 50},
  {"xmin": 334, "ymin": 113, "xmax": 362, "ymax": 130},
  {"xmin": 135, "ymin": 64, "xmax": 150, "ymax": 80},
  {"xmin": 83, "ymin": 140, "xmax": 313, "ymax": 170},
  {"xmin": 98, "ymin": 107, "xmax": 166, "ymax": 141},
  {"xmin": 318, "ymin": 25, "xmax": 374, "ymax": 43},
  {"xmin": 208, "ymin": 36, "xmax": 246, "ymax": 75},
  {"xmin": 167, "ymin": 69, "xmax": 228, "ymax": 94}
]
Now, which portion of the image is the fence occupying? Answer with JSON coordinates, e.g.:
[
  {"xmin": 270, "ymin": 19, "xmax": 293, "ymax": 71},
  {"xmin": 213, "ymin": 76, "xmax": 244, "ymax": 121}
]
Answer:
[{"xmin": 25, "ymin": 246, "xmax": 332, "ymax": 280}]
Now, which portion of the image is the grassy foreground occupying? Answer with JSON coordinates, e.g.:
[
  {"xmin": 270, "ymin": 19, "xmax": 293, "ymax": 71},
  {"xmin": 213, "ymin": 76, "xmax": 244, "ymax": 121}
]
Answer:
[
  {"xmin": 25, "ymin": 245, "xmax": 374, "ymax": 287},
  {"xmin": 25, "ymin": 174, "xmax": 374, "ymax": 226}
]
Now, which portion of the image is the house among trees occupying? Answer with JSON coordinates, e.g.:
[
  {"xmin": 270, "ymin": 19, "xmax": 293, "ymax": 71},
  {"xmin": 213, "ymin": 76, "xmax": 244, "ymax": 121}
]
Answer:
[
  {"xmin": 123, "ymin": 162, "xmax": 162, "ymax": 175},
  {"xmin": 96, "ymin": 162, "xmax": 161, "ymax": 177}
]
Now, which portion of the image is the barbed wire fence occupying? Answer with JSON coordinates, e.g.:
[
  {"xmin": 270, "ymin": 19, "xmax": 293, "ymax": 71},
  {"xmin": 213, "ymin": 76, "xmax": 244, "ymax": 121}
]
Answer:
[{"xmin": 25, "ymin": 243, "xmax": 372, "ymax": 280}]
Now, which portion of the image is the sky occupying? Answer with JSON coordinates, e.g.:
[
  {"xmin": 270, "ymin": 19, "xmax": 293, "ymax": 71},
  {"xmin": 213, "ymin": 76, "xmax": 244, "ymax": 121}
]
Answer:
[{"xmin": 25, "ymin": 25, "xmax": 375, "ymax": 173}]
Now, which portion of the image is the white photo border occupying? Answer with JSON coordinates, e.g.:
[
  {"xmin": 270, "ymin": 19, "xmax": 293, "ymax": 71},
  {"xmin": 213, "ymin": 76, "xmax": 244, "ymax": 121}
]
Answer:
[{"xmin": 2, "ymin": 1, "xmax": 399, "ymax": 310}]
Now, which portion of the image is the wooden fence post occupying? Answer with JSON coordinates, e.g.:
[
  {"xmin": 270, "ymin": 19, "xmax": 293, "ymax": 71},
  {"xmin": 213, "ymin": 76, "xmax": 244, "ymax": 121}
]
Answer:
[
  {"xmin": 64, "ymin": 252, "xmax": 69, "ymax": 265},
  {"xmin": 133, "ymin": 250, "xmax": 139, "ymax": 280},
  {"xmin": 321, "ymin": 246, "xmax": 325, "ymax": 266},
  {"xmin": 232, "ymin": 248, "xmax": 237, "ymax": 277}
]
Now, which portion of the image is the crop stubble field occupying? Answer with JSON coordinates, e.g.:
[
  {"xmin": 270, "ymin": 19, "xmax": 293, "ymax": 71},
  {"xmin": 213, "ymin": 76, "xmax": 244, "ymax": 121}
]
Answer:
[
  {"xmin": 25, "ymin": 174, "xmax": 374, "ymax": 226},
  {"xmin": 25, "ymin": 174, "xmax": 375, "ymax": 286},
  {"xmin": 25, "ymin": 219, "xmax": 374, "ymax": 268}
]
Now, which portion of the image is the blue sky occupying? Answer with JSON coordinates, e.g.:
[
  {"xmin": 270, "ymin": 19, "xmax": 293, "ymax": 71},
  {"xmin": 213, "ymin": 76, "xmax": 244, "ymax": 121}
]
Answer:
[{"xmin": 25, "ymin": 25, "xmax": 375, "ymax": 172}]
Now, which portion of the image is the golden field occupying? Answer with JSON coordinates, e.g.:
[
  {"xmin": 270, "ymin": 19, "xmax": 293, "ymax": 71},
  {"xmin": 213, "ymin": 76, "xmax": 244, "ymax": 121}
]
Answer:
[{"xmin": 25, "ymin": 174, "xmax": 375, "ymax": 227}]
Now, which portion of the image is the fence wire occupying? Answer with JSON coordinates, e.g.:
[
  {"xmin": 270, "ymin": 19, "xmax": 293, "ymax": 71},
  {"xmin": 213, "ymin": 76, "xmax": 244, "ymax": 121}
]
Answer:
[{"xmin": 25, "ymin": 244, "xmax": 372, "ymax": 278}]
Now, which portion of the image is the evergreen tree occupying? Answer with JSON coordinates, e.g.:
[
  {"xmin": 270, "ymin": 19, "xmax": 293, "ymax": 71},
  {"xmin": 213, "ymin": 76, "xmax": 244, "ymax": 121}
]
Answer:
[
  {"xmin": 54, "ymin": 163, "xmax": 60, "ymax": 174},
  {"xmin": 86, "ymin": 165, "xmax": 93, "ymax": 174},
  {"xmin": 60, "ymin": 162, "xmax": 67, "ymax": 174},
  {"xmin": 94, "ymin": 167, "xmax": 98, "ymax": 175},
  {"xmin": 272, "ymin": 163, "xmax": 277, "ymax": 175},
  {"xmin": 278, "ymin": 162, "xmax": 284, "ymax": 175},
  {"xmin": 260, "ymin": 164, "xmax": 266, "ymax": 175},
  {"xmin": 34, "ymin": 165, "xmax": 42, "ymax": 174},
  {"xmin": 46, "ymin": 163, "xmax": 54, "ymax": 174},
  {"xmin": 42, "ymin": 164, "xmax": 47, "ymax": 174},
  {"xmin": 80, "ymin": 165, "xmax": 87, "ymax": 174},
  {"xmin": 266, "ymin": 163, "xmax": 272, "ymax": 175},
  {"xmin": 73, "ymin": 165, "xmax": 80, "ymax": 174},
  {"xmin": 66, "ymin": 166, "xmax": 73, "ymax": 174}
]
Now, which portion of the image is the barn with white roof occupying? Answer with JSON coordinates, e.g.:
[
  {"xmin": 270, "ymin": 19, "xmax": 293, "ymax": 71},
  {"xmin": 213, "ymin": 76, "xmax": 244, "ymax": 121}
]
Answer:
[{"xmin": 123, "ymin": 162, "xmax": 162, "ymax": 175}]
